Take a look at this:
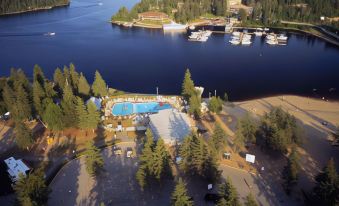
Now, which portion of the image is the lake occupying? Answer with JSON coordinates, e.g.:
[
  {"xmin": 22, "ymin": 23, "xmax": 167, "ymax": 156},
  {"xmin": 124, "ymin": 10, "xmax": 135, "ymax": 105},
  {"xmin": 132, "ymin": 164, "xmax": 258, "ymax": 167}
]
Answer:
[{"xmin": 0, "ymin": 0, "xmax": 339, "ymax": 101}]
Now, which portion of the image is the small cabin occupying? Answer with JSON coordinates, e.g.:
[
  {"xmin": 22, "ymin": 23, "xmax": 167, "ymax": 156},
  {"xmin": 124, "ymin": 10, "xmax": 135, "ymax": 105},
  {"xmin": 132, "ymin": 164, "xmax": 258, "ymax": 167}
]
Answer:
[{"xmin": 4, "ymin": 157, "xmax": 30, "ymax": 182}]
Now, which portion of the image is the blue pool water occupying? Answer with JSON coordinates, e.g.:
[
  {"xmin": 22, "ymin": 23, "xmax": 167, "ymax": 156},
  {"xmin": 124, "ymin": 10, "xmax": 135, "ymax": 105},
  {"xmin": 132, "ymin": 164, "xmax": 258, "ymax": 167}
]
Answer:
[{"xmin": 112, "ymin": 102, "xmax": 171, "ymax": 116}]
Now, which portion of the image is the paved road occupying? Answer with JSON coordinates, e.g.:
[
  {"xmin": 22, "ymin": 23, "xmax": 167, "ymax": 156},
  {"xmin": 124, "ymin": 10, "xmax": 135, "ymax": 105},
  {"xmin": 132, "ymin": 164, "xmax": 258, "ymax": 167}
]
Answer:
[{"xmin": 220, "ymin": 164, "xmax": 301, "ymax": 206}]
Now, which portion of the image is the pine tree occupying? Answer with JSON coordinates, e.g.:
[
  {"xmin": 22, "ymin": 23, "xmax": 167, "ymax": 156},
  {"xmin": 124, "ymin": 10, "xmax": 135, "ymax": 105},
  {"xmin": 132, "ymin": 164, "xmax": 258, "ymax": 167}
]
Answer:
[
  {"xmin": 75, "ymin": 97, "xmax": 88, "ymax": 130},
  {"xmin": 217, "ymin": 177, "xmax": 241, "ymax": 206},
  {"xmin": 283, "ymin": 146, "xmax": 299, "ymax": 194},
  {"xmin": 14, "ymin": 167, "xmax": 50, "ymax": 206},
  {"xmin": 3, "ymin": 83, "xmax": 15, "ymax": 114},
  {"xmin": 92, "ymin": 70, "xmax": 107, "ymax": 97},
  {"xmin": 208, "ymin": 96, "xmax": 223, "ymax": 114},
  {"xmin": 139, "ymin": 129, "xmax": 155, "ymax": 176},
  {"xmin": 86, "ymin": 101, "xmax": 100, "ymax": 131},
  {"xmin": 188, "ymin": 92, "xmax": 201, "ymax": 118},
  {"xmin": 181, "ymin": 69, "xmax": 195, "ymax": 102},
  {"xmin": 152, "ymin": 138, "xmax": 170, "ymax": 180},
  {"xmin": 33, "ymin": 64, "xmax": 45, "ymax": 86},
  {"xmin": 78, "ymin": 72, "xmax": 91, "ymax": 97},
  {"xmin": 179, "ymin": 134, "xmax": 193, "ymax": 172},
  {"xmin": 14, "ymin": 121, "xmax": 34, "ymax": 149},
  {"xmin": 69, "ymin": 63, "xmax": 79, "ymax": 91},
  {"xmin": 244, "ymin": 193, "xmax": 258, "ymax": 206},
  {"xmin": 136, "ymin": 164, "xmax": 147, "ymax": 191},
  {"xmin": 53, "ymin": 67, "xmax": 65, "ymax": 91},
  {"xmin": 15, "ymin": 84, "xmax": 32, "ymax": 121},
  {"xmin": 33, "ymin": 80, "xmax": 46, "ymax": 116},
  {"xmin": 171, "ymin": 178, "xmax": 193, "ymax": 206},
  {"xmin": 61, "ymin": 83, "xmax": 77, "ymax": 128},
  {"xmin": 313, "ymin": 158, "xmax": 339, "ymax": 206},
  {"xmin": 84, "ymin": 140, "xmax": 104, "ymax": 176},
  {"xmin": 211, "ymin": 123, "xmax": 226, "ymax": 151},
  {"xmin": 235, "ymin": 115, "xmax": 257, "ymax": 151},
  {"xmin": 191, "ymin": 134, "xmax": 208, "ymax": 175},
  {"xmin": 43, "ymin": 102, "xmax": 64, "ymax": 131},
  {"xmin": 63, "ymin": 66, "xmax": 70, "ymax": 89}
]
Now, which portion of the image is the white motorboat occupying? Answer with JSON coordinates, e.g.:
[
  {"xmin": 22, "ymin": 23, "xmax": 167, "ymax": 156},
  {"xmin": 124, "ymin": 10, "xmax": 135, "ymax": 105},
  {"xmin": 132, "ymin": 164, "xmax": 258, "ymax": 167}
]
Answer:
[
  {"xmin": 229, "ymin": 39, "xmax": 240, "ymax": 45},
  {"xmin": 189, "ymin": 25, "xmax": 195, "ymax": 30},
  {"xmin": 277, "ymin": 34, "xmax": 288, "ymax": 41},
  {"xmin": 46, "ymin": 32, "xmax": 56, "ymax": 36},
  {"xmin": 266, "ymin": 40, "xmax": 278, "ymax": 45},
  {"xmin": 264, "ymin": 28, "xmax": 270, "ymax": 31},
  {"xmin": 242, "ymin": 39, "xmax": 252, "ymax": 45},
  {"xmin": 266, "ymin": 34, "xmax": 275, "ymax": 40},
  {"xmin": 256, "ymin": 28, "xmax": 263, "ymax": 31},
  {"xmin": 254, "ymin": 31, "xmax": 263, "ymax": 36},
  {"xmin": 232, "ymin": 31, "xmax": 241, "ymax": 36}
]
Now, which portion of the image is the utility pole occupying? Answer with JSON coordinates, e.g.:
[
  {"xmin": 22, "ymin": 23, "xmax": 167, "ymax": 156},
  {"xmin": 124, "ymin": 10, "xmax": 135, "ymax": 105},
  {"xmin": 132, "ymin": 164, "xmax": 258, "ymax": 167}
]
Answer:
[
  {"xmin": 156, "ymin": 87, "xmax": 159, "ymax": 96},
  {"xmin": 214, "ymin": 90, "xmax": 216, "ymax": 97}
]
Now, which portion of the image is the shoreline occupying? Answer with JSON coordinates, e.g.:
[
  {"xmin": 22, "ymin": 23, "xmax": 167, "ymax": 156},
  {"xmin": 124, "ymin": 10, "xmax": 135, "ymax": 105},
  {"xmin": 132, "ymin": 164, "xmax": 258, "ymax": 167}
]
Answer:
[{"xmin": 0, "ymin": 3, "xmax": 70, "ymax": 16}]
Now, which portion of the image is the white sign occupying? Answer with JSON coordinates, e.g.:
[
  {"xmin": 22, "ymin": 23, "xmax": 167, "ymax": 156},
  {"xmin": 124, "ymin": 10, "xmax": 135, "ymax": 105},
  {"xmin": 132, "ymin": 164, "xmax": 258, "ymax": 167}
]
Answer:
[{"xmin": 245, "ymin": 154, "xmax": 255, "ymax": 163}]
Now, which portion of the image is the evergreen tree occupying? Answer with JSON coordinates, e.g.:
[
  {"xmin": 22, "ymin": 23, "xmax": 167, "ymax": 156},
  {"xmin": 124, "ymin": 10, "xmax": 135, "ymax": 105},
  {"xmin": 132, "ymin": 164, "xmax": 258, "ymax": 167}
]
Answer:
[
  {"xmin": 171, "ymin": 178, "xmax": 193, "ymax": 206},
  {"xmin": 69, "ymin": 63, "xmax": 79, "ymax": 91},
  {"xmin": 211, "ymin": 123, "xmax": 226, "ymax": 151},
  {"xmin": 152, "ymin": 138, "xmax": 170, "ymax": 180},
  {"xmin": 33, "ymin": 80, "xmax": 46, "ymax": 116},
  {"xmin": 86, "ymin": 101, "xmax": 100, "ymax": 131},
  {"xmin": 15, "ymin": 85, "xmax": 32, "ymax": 121},
  {"xmin": 188, "ymin": 92, "xmax": 201, "ymax": 118},
  {"xmin": 84, "ymin": 140, "xmax": 104, "ymax": 176},
  {"xmin": 181, "ymin": 69, "xmax": 195, "ymax": 102},
  {"xmin": 179, "ymin": 134, "xmax": 193, "ymax": 172},
  {"xmin": 283, "ymin": 146, "xmax": 300, "ymax": 194},
  {"xmin": 33, "ymin": 64, "xmax": 45, "ymax": 86},
  {"xmin": 208, "ymin": 96, "xmax": 223, "ymax": 114},
  {"xmin": 75, "ymin": 97, "xmax": 88, "ymax": 130},
  {"xmin": 61, "ymin": 83, "xmax": 77, "ymax": 128},
  {"xmin": 313, "ymin": 158, "xmax": 339, "ymax": 206},
  {"xmin": 235, "ymin": 115, "xmax": 257, "ymax": 150},
  {"xmin": 217, "ymin": 177, "xmax": 241, "ymax": 206},
  {"xmin": 136, "ymin": 164, "xmax": 147, "ymax": 191},
  {"xmin": 78, "ymin": 72, "xmax": 91, "ymax": 97},
  {"xmin": 14, "ymin": 167, "xmax": 50, "ymax": 206},
  {"xmin": 42, "ymin": 102, "xmax": 64, "ymax": 131},
  {"xmin": 3, "ymin": 83, "xmax": 15, "ymax": 114},
  {"xmin": 14, "ymin": 121, "xmax": 34, "ymax": 149},
  {"xmin": 53, "ymin": 67, "xmax": 65, "ymax": 91},
  {"xmin": 92, "ymin": 70, "xmax": 107, "ymax": 97},
  {"xmin": 244, "ymin": 193, "xmax": 258, "ymax": 206}
]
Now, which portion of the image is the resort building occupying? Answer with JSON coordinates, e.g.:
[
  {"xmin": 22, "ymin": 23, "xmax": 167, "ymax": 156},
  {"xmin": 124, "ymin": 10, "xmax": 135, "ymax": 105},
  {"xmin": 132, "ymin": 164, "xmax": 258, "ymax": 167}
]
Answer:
[
  {"xmin": 149, "ymin": 108, "xmax": 191, "ymax": 145},
  {"xmin": 138, "ymin": 11, "xmax": 169, "ymax": 21},
  {"xmin": 4, "ymin": 157, "xmax": 30, "ymax": 182}
]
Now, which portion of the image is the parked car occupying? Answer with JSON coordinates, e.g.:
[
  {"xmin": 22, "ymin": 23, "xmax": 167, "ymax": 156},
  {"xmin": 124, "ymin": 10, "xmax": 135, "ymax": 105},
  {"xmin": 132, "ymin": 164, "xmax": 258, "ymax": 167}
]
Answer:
[
  {"xmin": 113, "ymin": 147, "xmax": 122, "ymax": 155},
  {"xmin": 204, "ymin": 193, "xmax": 221, "ymax": 203},
  {"xmin": 126, "ymin": 147, "xmax": 133, "ymax": 158}
]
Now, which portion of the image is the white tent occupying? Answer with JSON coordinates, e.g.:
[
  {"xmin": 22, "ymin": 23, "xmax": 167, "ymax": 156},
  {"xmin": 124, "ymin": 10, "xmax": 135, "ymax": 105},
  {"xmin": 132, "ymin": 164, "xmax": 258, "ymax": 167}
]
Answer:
[{"xmin": 149, "ymin": 109, "xmax": 191, "ymax": 145}]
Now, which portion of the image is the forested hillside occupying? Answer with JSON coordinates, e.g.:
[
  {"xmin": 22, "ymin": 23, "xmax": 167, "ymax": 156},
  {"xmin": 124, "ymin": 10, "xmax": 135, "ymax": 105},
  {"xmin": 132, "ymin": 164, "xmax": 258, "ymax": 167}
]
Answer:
[
  {"xmin": 0, "ymin": 0, "xmax": 69, "ymax": 15},
  {"xmin": 112, "ymin": 0, "xmax": 339, "ymax": 25}
]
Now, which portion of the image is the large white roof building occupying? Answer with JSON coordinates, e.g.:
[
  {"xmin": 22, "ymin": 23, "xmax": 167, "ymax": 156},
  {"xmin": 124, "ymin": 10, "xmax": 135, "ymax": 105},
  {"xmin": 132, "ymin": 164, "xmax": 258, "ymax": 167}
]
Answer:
[{"xmin": 149, "ymin": 109, "xmax": 191, "ymax": 145}]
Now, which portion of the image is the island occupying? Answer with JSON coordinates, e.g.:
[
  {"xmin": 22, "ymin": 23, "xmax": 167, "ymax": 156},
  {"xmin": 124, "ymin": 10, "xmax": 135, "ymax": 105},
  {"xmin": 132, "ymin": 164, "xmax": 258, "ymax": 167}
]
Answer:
[{"xmin": 0, "ymin": 0, "xmax": 70, "ymax": 16}]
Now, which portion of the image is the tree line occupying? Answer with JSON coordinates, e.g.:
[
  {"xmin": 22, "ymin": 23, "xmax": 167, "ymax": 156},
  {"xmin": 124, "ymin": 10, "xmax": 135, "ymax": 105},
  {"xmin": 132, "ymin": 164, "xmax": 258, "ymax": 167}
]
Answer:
[
  {"xmin": 243, "ymin": 0, "xmax": 339, "ymax": 27},
  {"xmin": 0, "ymin": 64, "xmax": 107, "ymax": 149},
  {"xmin": 0, "ymin": 0, "xmax": 69, "ymax": 15},
  {"xmin": 112, "ymin": 0, "xmax": 229, "ymax": 23}
]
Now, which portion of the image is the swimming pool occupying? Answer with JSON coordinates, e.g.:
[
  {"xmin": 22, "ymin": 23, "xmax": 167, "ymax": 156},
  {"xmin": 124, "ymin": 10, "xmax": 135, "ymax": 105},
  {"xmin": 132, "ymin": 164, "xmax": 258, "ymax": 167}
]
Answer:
[{"xmin": 112, "ymin": 102, "xmax": 171, "ymax": 116}]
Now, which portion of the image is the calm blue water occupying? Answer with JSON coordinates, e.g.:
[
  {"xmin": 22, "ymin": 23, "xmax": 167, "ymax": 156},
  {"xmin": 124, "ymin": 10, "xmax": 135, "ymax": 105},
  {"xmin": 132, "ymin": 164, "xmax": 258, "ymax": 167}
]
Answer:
[
  {"xmin": 0, "ymin": 0, "xmax": 339, "ymax": 101},
  {"xmin": 112, "ymin": 102, "xmax": 171, "ymax": 116}
]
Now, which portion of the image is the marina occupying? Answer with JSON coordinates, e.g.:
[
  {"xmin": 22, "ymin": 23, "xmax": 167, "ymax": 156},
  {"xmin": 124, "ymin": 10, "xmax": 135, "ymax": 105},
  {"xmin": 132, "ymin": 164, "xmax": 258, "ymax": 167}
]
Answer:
[{"xmin": 188, "ymin": 30, "xmax": 212, "ymax": 42}]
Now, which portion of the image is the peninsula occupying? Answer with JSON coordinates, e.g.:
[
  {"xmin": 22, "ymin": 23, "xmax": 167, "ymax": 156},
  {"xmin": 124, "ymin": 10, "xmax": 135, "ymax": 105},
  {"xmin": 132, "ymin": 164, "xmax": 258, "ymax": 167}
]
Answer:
[{"xmin": 0, "ymin": 0, "xmax": 70, "ymax": 16}]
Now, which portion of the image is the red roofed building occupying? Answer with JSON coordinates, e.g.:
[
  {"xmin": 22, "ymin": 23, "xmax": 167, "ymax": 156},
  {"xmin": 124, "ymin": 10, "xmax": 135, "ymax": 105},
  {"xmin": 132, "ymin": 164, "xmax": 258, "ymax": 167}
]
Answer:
[{"xmin": 138, "ymin": 11, "xmax": 169, "ymax": 21}]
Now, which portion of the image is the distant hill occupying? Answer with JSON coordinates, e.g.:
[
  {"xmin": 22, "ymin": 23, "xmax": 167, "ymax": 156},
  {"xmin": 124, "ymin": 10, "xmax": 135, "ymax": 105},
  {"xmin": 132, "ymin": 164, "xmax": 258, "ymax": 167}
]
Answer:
[{"xmin": 0, "ymin": 0, "xmax": 70, "ymax": 15}]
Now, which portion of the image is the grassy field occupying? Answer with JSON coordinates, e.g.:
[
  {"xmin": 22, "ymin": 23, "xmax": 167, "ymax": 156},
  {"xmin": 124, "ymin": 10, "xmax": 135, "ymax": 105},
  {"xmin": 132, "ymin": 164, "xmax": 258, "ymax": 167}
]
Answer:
[{"xmin": 139, "ymin": 19, "xmax": 172, "ymax": 25}]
